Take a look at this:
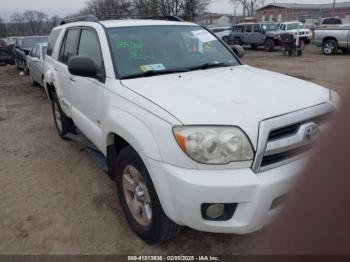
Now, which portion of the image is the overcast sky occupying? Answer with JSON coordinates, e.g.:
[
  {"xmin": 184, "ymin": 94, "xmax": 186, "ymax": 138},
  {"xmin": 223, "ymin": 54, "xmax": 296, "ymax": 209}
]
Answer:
[{"xmin": 0, "ymin": 0, "xmax": 345, "ymax": 20}]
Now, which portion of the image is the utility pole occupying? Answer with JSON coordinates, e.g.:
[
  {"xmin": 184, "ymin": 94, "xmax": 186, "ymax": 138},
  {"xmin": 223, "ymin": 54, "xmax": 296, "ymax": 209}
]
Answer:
[{"xmin": 332, "ymin": 0, "xmax": 336, "ymax": 17}]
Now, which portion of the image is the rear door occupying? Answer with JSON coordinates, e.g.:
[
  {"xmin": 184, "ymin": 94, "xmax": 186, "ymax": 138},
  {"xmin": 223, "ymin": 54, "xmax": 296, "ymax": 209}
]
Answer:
[
  {"xmin": 55, "ymin": 27, "xmax": 81, "ymax": 117},
  {"xmin": 244, "ymin": 25, "xmax": 253, "ymax": 44}
]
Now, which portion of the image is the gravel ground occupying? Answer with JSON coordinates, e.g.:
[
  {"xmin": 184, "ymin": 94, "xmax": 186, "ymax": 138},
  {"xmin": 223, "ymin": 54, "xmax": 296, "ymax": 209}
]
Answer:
[{"xmin": 0, "ymin": 45, "xmax": 349, "ymax": 255}]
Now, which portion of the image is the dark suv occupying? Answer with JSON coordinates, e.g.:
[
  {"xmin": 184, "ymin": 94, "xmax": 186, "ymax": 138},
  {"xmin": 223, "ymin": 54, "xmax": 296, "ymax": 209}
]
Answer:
[
  {"xmin": 229, "ymin": 22, "xmax": 280, "ymax": 51},
  {"xmin": 0, "ymin": 39, "xmax": 14, "ymax": 65},
  {"xmin": 14, "ymin": 36, "xmax": 48, "ymax": 73}
]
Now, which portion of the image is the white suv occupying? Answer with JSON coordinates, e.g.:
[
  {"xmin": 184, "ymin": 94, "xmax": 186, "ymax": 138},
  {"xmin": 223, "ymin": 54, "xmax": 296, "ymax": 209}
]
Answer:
[{"xmin": 44, "ymin": 15, "xmax": 337, "ymax": 244}]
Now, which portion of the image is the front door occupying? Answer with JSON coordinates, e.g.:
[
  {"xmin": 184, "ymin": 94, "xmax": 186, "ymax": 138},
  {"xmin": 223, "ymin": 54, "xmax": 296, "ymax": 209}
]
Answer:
[{"xmin": 70, "ymin": 28, "xmax": 105, "ymax": 150}]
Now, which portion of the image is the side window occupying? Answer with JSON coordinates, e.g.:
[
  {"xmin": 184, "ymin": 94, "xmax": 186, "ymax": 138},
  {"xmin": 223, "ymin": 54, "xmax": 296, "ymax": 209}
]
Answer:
[
  {"xmin": 59, "ymin": 28, "xmax": 81, "ymax": 64},
  {"xmin": 47, "ymin": 29, "xmax": 62, "ymax": 56},
  {"xmin": 282, "ymin": 24, "xmax": 286, "ymax": 31},
  {"xmin": 254, "ymin": 25, "xmax": 262, "ymax": 33},
  {"xmin": 78, "ymin": 29, "xmax": 104, "ymax": 74},
  {"xmin": 245, "ymin": 25, "xmax": 253, "ymax": 33}
]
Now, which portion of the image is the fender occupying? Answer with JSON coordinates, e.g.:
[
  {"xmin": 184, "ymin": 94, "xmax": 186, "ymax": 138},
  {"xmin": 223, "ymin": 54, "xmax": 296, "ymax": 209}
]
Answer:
[{"xmin": 103, "ymin": 107, "xmax": 162, "ymax": 161}]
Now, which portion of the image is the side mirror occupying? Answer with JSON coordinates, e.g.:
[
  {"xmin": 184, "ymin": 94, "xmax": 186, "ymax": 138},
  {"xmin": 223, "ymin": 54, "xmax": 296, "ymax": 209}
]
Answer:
[
  {"xmin": 68, "ymin": 56, "xmax": 102, "ymax": 80},
  {"xmin": 232, "ymin": 45, "xmax": 244, "ymax": 59}
]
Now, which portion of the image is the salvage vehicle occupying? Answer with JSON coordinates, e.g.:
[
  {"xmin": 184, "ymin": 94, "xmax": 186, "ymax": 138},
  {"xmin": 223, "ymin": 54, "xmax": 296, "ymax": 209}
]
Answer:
[
  {"xmin": 314, "ymin": 24, "xmax": 350, "ymax": 55},
  {"xmin": 0, "ymin": 38, "xmax": 14, "ymax": 65},
  {"xmin": 44, "ymin": 15, "xmax": 338, "ymax": 244},
  {"xmin": 27, "ymin": 42, "xmax": 47, "ymax": 87},
  {"xmin": 278, "ymin": 22, "xmax": 312, "ymax": 44},
  {"xmin": 210, "ymin": 26, "xmax": 232, "ymax": 43},
  {"xmin": 14, "ymin": 36, "xmax": 48, "ymax": 74},
  {"xmin": 229, "ymin": 22, "xmax": 281, "ymax": 51}
]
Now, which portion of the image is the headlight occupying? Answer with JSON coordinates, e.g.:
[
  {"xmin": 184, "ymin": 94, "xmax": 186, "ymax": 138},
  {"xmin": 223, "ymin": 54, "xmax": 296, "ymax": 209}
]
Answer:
[
  {"xmin": 329, "ymin": 90, "xmax": 341, "ymax": 109},
  {"xmin": 173, "ymin": 126, "xmax": 254, "ymax": 164}
]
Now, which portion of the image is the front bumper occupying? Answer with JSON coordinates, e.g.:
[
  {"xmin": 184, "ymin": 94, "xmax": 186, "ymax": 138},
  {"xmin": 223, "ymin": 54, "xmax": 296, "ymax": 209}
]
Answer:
[{"xmin": 145, "ymin": 157, "xmax": 306, "ymax": 234}]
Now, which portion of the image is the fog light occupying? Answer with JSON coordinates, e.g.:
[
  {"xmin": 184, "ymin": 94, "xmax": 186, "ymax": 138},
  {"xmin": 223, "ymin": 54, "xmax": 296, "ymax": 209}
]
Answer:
[{"xmin": 206, "ymin": 204, "xmax": 225, "ymax": 219}]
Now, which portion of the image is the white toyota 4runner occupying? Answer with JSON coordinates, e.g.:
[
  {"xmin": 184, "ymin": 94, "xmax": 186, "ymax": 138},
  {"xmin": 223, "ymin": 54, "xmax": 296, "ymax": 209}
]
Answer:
[{"xmin": 44, "ymin": 15, "xmax": 338, "ymax": 244}]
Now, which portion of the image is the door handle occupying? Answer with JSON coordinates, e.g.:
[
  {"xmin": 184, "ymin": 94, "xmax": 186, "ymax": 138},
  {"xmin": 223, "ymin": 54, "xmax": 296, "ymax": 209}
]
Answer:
[{"xmin": 69, "ymin": 77, "xmax": 76, "ymax": 83}]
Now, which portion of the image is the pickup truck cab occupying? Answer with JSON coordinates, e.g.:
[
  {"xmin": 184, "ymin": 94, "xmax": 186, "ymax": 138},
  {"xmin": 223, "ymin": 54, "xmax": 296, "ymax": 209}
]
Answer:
[
  {"xmin": 278, "ymin": 22, "xmax": 312, "ymax": 44},
  {"xmin": 314, "ymin": 25, "xmax": 350, "ymax": 55},
  {"xmin": 44, "ymin": 15, "xmax": 337, "ymax": 244}
]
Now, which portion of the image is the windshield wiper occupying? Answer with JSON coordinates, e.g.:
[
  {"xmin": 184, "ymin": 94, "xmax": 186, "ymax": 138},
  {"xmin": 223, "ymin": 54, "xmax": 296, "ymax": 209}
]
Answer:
[
  {"xmin": 121, "ymin": 68, "xmax": 190, "ymax": 79},
  {"xmin": 188, "ymin": 62, "xmax": 233, "ymax": 71}
]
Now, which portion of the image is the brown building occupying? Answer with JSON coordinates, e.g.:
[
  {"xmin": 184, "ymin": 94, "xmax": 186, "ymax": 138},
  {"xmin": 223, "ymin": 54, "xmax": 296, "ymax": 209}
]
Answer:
[{"xmin": 256, "ymin": 2, "xmax": 350, "ymax": 23}]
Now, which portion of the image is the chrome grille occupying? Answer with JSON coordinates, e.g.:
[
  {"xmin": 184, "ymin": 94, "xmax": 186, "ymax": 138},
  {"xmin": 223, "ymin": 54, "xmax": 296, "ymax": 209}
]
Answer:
[{"xmin": 252, "ymin": 103, "xmax": 335, "ymax": 173}]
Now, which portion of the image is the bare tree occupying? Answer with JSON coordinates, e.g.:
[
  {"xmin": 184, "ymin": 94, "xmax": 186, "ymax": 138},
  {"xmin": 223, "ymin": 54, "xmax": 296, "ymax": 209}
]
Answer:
[
  {"xmin": 23, "ymin": 10, "xmax": 48, "ymax": 35},
  {"xmin": 230, "ymin": 0, "xmax": 264, "ymax": 17},
  {"xmin": 0, "ymin": 17, "xmax": 7, "ymax": 37},
  {"xmin": 81, "ymin": 0, "xmax": 133, "ymax": 16}
]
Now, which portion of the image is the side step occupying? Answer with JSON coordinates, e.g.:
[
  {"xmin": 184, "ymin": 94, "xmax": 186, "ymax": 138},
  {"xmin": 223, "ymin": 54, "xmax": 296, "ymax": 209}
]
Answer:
[{"xmin": 64, "ymin": 130, "xmax": 108, "ymax": 174}]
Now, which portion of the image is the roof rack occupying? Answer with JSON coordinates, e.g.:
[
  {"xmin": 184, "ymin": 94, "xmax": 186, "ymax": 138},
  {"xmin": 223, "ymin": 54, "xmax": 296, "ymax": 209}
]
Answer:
[{"xmin": 59, "ymin": 14, "xmax": 184, "ymax": 25}]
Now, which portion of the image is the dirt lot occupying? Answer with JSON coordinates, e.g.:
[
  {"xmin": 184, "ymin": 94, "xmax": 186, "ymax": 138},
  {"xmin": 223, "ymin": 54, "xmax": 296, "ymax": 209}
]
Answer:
[{"xmin": 0, "ymin": 45, "xmax": 349, "ymax": 255}]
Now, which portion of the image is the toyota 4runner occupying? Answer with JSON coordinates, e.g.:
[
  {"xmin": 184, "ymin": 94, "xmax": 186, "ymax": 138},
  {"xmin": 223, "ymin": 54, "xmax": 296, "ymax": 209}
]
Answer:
[{"xmin": 44, "ymin": 15, "xmax": 338, "ymax": 244}]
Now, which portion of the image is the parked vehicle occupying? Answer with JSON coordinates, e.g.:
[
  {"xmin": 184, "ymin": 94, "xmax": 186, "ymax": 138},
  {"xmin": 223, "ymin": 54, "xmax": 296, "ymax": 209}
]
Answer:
[
  {"xmin": 0, "ymin": 38, "xmax": 15, "ymax": 65},
  {"xmin": 320, "ymin": 17, "xmax": 343, "ymax": 27},
  {"xmin": 26, "ymin": 43, "xmax": 47, "ymax": 87},
  {"xmin": 44, "ymin": 15, "xmax": 337, "ymax": 244},
  {"xmin": 210, "ymin": 26, "xmax": 232, "ymax": 43},
  {"xmin": 229, "ymin": 22, "xmax": 281, "ymax": 52},
  {"xmin": 14, "ymin": 36, "xmax": 48, "ymax": 74},
  {"xmin": 278, "ymin": 22, "xmax": 312, "ymax": 44},
  {"xmin": 314, "ymin": 25, "xmax": 350, "ymax": 55}
]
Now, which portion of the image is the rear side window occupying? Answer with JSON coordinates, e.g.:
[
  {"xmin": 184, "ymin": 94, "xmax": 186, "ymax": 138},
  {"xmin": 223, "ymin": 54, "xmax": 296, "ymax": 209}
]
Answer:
[
  {"xmin": 59, "ymin": 28, "xmax": 81, "ymax": 64},
  {"xmin": 78, "ymin": 29, "xmax": 104, "ymax": 74},
  {"xmin": 245, "ymin": 25, "xmax": 253, "ymax": 33},
  {"xmin": 47, "ymin": 29, "xmax": 62, "ymax": 56}
]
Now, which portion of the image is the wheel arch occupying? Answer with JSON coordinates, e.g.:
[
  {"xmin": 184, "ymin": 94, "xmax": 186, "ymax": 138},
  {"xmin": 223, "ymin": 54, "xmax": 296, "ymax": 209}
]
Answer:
[
  {"xmin": 104, "ymin": 109, "xmax": 162, "ymax": 161},
  {"xmin": 322, "ymin": 36, "xmax": 338, "ymax": 45}
]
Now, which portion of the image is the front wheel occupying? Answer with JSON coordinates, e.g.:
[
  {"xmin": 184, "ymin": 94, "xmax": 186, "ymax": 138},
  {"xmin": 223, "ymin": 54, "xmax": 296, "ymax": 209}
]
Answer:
[
  {"xmin": 115, "ymin": 146, "xmax": 182, "ymax": 244},
  {"xmin": 264, "ymin": 39, "xmax": 275, "ymax": 52},
  {"xmin": 322, "ymin": 39, "xmax": 338, "ymax": 55}
]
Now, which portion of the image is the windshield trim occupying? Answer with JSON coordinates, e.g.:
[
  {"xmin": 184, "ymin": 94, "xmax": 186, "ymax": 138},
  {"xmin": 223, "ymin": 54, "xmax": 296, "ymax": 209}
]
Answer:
[{"xmin": 103, "ymin": 24, "xmax": 242, "ymax": 80}]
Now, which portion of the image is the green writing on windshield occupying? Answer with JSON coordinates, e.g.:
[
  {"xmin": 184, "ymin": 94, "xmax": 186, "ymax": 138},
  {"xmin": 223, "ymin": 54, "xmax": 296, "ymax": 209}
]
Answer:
[{"xmin": 116, "ymin": 40, "xmax": 153, "ymax": 60}]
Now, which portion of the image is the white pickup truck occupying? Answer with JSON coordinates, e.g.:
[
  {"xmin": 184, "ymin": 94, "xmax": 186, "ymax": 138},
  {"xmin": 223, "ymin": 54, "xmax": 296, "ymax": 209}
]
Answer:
[{"xmin": 44, "ymin": 15, "xmax": 337, "ymax": 244}]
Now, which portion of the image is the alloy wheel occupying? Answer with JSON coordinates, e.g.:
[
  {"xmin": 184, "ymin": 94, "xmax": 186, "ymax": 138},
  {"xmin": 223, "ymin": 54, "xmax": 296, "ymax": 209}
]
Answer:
[{"xmin": 122, "ymin": 165, "xmax": 152, "ymax": 227}]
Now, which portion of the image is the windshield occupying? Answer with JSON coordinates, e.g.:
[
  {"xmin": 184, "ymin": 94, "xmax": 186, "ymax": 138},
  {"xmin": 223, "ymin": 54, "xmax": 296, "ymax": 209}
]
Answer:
[
  {"xmin": 107, "ymin": 25, "xmax": 239, "ymax": 79},
  {"xmin": 264, "ymin": 23, "xmax": 278, "ymax": 31},
  {"xmin": 23, "ymin": 37, "xmax": 48, "ymax": 49},
  {"xmin": 287, "ymin": 23, "xmax": 306, "ymax": 30}
]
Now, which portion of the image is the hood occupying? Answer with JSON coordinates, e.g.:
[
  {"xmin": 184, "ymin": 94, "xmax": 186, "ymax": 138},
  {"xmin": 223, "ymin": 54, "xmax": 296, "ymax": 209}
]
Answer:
[{"xmin": 121, "ymin": 65, "xmax": 330, "ymax": 147}]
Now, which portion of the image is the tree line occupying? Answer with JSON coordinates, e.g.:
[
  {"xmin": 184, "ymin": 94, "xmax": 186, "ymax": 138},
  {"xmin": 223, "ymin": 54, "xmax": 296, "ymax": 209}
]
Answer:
[{"xmin": 1, "ymin": 0, "xmax": 266, "ymax": 37}]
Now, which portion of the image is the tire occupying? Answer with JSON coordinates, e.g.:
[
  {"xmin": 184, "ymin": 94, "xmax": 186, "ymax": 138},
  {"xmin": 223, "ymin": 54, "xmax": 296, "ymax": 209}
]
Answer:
[
  {"xmin": 264, "ymin": 39, "xmax": 275, "ymax": 52},
  {"xmin": 115, "ymin": 146, "xmax": 182, "ymax": 245},
  {"xmin": 30, "ymin": 72, "xmax": 38, "ymax": 87},
  {"xmin": 24, "ymin": 62, "xmax": 29, "ymax": 75},
  {"xmin": 322, "ymin": 39, "xmax": 338, "ymax": 55},
  {"xmin": 51, "ymin": 92, "xmax": 74, "ymax": 140},
  {"xmin": 222, "ymin": 36, "xmax": 229, "ymax": 44}
]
